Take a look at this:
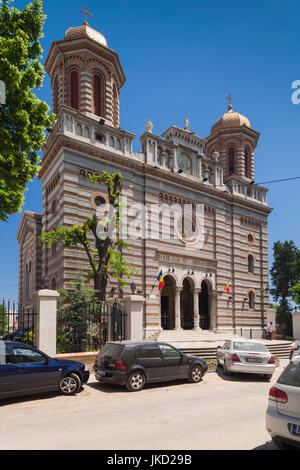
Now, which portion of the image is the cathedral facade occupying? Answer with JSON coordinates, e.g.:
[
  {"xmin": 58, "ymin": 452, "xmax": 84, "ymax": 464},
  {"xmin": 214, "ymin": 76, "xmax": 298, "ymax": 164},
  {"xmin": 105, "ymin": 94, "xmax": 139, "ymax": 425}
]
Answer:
[{"xmin": 17, "ymin": 21, "xmax": 272, "ymax": 339}]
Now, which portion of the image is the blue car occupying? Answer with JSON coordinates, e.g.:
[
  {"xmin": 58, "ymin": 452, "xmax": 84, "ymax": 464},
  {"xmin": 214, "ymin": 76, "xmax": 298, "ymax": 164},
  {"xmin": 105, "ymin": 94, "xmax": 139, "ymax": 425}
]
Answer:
[{"xmin": 0, "ymin": 341, "xmax": 90, "ymax": 399}]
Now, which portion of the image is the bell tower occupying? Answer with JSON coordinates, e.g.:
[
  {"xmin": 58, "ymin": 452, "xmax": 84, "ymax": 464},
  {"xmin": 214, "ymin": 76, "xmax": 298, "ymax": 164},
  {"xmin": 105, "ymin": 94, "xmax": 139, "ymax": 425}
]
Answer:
[
  {"xmin": 44, "ymin": 16, "xmax": 126, "ymax": 128},
  {"xmin": 205, "ymin": 99, "xmax": 260, "ymax": 182}
]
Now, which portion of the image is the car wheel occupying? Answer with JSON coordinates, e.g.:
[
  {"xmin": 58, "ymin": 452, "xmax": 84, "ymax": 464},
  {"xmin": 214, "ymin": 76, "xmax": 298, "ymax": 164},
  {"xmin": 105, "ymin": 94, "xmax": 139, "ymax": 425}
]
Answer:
[
  {"xmin": 264, "ymin": 374, "xmax": 272, "ymax": 381},
  {"xmin": 224, "ymin": 361, "xmax": 231, "ymax": 376},
  {"xmin": 189, "ymin": 365, "xmax": 204, "ymax": 383},
  {"xmin": 126, "ymin": 371, "xmax": 146, "ymax": 392},
  {"xmin": 59, "ymin": 373, "xmax": 82, "ymax": 395}
]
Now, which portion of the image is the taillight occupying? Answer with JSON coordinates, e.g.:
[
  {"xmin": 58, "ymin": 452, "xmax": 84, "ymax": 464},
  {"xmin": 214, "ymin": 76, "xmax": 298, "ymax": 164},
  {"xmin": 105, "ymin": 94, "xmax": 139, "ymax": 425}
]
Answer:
[
  {"xmin": 113, "ymin": 360, "xmax": 127, "ymax": 370},
  {"xmin": 269, "ymin": 386, "xmax": 288, "ymax": 404},
  {"xmin": 230, "ymin": 353, "xmax": 241, "ymax": 362},
  {"xmin": 268, "ymin": 356, "xmax": 275, "ymax": 364}
]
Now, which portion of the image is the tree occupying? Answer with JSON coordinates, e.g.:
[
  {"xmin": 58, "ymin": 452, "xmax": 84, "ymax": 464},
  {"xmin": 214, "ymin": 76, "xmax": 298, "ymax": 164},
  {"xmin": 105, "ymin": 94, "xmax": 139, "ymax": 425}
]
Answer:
[
  {"xmin": 0, "ymin": 304, "xmax": 8, "ymax": 336},
  {"xmin": 270, "ymin": 241, "xmax": 300, "ymax": 336},
  {"xmin": 57, "ymin": 275, "xmax": 100, "ymax": 353},
  {"xmin": 0, "ymin": 0, "xmax": 55, "ymax": 221},
  {"xmin": 40, "ymin": 171, "xmax": 137, "ymax": 301}
]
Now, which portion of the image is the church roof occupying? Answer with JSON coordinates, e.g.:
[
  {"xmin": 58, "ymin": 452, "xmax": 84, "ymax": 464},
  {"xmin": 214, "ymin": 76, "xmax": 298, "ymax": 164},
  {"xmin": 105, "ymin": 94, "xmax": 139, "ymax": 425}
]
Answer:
[
  {"xmin": 65, "ymin": 22, "xmax": 108, "ymax": 48},
  {"xmin": 211, "ymin": 104, "xmax": 251, "ymax": 133}
]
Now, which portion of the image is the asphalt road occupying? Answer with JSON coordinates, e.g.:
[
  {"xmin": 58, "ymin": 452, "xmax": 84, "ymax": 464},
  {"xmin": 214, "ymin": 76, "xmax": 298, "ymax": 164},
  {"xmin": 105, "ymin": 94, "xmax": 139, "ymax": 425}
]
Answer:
[{"xmin": 0, "ymin": 361, "xmax": 289, "ymax": 450}]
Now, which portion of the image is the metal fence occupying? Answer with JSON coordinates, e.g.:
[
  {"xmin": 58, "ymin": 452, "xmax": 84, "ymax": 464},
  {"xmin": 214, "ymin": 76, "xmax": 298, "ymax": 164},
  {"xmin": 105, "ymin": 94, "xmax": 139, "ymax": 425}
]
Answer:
[
  {"xmin": 57, "ymin": 300, "xmax": 126, "ymax": 354},
  {"xmin": 0, "ymin": 299, "xmax": 36, "ymax": 347}
]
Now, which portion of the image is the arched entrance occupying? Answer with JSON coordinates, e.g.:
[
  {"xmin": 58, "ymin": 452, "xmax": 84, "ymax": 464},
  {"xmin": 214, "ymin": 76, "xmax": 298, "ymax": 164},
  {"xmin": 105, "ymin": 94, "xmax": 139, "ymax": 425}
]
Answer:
[
  {"xmin": 199, "ymin": 280, "xmax": 210, "ymax": 330},
  {"xmin": 180, "ymin": 278, "xmax": 193, "ymax": 330},
  {"xmin": 160, "ymin": 275, "xmax": 175, "ymax": 330}
]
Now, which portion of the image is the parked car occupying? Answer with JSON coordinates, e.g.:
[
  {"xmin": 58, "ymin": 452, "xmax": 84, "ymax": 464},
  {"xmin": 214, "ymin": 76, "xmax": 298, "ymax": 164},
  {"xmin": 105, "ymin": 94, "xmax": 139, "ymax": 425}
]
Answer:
[
  {"xmin": 217, "ymin": 339, "xmax": 276, "ymax": 380},
  {"xmin": 93, "ymin": 341, "xmax": 208, "ymax": 392},
  {"xmin": 266, "ymin": 356, "xmax": 300, "ymax": 449},
  {"xmin": 0, "ymin": 341, "xmax": 90, "ymax": 400},
  {"xmin": 1, "ymin": 328, "xmax": 31, "ymax": 342},
  {"xmin": 290, "ymin": 340, "xmax": 300, "ymax": 360}
]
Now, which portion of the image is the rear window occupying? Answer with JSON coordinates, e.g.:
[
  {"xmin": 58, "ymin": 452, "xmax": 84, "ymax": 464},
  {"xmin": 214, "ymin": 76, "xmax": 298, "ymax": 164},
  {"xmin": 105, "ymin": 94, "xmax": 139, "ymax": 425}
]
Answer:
[
  {"xmin": 233, "ymin": 342, "xmax": 267, "ymax": 353},
  {"xmin": 98, "ymin": 344, "xmax": 124, "ymax": 360},
  {"xmin": 278, "ymin": 362, "xmax": 300, "ymax": 388}
]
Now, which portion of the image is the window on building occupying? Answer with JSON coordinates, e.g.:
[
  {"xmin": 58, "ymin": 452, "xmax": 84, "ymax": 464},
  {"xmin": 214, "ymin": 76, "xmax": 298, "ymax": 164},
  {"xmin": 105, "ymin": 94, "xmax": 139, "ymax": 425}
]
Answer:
[
  {"xmin": 248, "ymin": 255, "xmax": 254, "ymax": 274},
  {"xmin": 93, "ymin": 74, "xmax": 102, "ymax": 116},
  {"xmin": 51, "ymin": 278, "xmax": 56, "ymax": 290},
  {"xmin": 113, "ymin": 84, "xmax": 118, "ymax": 127},
  {"xmin": 228, "ymin": 147, "xmax": 235, "ymax": 176},
  {"xmin": 70, "ymin": 71, "xmax": 79, "ymax": 110},
  {"xmin": 245, "ymin": 147, "xmax": 250, "ymax": 178},
  {"xmin": 52, "ymin": 229, "xmax": 57, "ymax": 256},
  {"xmin": 249, "ymin": 291, "xmax": 255, "ymax": 309}
]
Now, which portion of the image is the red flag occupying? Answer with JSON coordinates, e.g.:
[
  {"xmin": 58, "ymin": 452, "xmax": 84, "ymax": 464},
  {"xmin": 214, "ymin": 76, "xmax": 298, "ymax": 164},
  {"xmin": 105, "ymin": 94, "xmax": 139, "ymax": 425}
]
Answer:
[{"xmin": 224, "ymin": 282, "xmax": 230, "ymax": 293}]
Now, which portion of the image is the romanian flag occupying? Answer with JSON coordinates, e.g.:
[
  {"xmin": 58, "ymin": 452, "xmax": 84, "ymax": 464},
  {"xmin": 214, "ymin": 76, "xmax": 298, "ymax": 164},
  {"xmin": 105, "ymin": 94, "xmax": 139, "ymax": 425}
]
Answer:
[
  {"xmin": 224, "ymin": 282, "xmax": 231, "ymax": 293},
  {"xmin": 157, "ymin": 271, "xmax": 165, "ymax": 291}
]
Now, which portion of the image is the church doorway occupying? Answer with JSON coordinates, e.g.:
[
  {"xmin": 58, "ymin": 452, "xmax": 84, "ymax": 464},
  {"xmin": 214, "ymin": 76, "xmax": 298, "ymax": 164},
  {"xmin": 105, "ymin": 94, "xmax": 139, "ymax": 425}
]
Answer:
[
  {"xmin": 199, "ymin": 281, "xmax": 210, "ymax": 330},
  {"xmin": 180, "ymin": 278, "xmax": 193, "ymax": 330},
  {"xmin": 160, "ymin": 275, "xmax": 175, "ymax": 330}
]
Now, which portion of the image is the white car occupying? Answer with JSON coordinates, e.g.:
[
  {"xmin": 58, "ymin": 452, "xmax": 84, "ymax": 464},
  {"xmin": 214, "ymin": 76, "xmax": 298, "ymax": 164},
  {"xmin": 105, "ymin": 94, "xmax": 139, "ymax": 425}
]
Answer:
[
  {"xmin": 266, "ymin": 356, "xmax": 300, "ymax": 449},
  {"xmin": 217, "ymin": 339, "xmax": 276, "ymax": 380}
]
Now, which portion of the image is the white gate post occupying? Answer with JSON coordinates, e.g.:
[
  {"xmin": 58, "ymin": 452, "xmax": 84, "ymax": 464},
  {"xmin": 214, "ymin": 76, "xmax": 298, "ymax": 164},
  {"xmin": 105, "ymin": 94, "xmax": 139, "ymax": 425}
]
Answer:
[
  {"xmin": 123, "ymin": 295, "xmax": 145, "ymax": 341},
  {"xmin": 34, "ymin": 289, "xmax": 60, "ymax": 357}
]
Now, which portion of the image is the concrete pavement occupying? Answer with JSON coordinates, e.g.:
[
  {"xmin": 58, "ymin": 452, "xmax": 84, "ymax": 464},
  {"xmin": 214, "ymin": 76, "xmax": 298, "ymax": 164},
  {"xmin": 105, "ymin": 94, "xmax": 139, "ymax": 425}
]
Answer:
[{"xmin": 0, "ymin": 361, "xmax": 289, "ymax": 450}]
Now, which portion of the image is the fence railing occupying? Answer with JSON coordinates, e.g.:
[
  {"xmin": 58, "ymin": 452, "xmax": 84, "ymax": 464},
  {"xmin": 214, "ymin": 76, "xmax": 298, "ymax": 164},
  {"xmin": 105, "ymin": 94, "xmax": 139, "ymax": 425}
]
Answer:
[
  {"xmin": 57, "ymin": 300, "xmax": 127, "ymax": 354},
  {"xmin": 0, "ymin": 299, "xmax": 36, "ymax": 347}
]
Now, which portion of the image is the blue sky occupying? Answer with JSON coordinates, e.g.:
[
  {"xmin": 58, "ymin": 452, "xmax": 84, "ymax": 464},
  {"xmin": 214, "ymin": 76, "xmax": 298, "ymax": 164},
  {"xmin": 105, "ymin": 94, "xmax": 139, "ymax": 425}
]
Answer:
[{"xmin": 1, "ymin": 0, "xmax": 300, "ymax": 301}]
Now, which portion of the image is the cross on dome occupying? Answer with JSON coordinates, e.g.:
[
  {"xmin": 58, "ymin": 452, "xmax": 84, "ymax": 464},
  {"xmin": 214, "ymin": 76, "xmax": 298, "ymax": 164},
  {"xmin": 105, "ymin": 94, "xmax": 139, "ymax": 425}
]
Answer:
[{"xmin": 79, "ymin": 5, "xmax": 92, "ymax": 25}]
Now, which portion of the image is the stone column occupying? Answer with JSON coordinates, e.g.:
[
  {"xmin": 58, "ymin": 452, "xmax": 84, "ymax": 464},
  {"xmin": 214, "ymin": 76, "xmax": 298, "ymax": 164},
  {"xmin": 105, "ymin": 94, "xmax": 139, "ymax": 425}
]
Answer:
[
  {"xmin": 192, "ymin": 288, "xmax": 201, "ymax": 330},
  {"xmin": 34, "ymin": 289, "xmax": 60, "ymax": 357},
  {"xmin": 208, "ymin": 290, "xmax": 217, "ymax": 331},
  {"xmin": 174, "ymin": 287, "xmax": 182, "ymax": 330},
  {"xmin": 123, "ymin": 295, "xmax": 145, "ymax": 341}
]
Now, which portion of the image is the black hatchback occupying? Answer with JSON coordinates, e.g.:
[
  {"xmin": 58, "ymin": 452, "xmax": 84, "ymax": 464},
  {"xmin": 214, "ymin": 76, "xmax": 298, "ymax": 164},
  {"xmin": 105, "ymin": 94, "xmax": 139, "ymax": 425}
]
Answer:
[{"xmin": 93, "ymin": 341, "xmax": 208, "ymax": 392}]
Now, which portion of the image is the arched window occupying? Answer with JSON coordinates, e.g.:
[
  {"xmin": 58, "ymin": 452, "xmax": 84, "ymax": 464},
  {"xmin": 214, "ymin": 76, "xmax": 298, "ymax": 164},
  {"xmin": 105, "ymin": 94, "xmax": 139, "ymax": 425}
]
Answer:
[
  {"xmin": 51, "ymin": 278, "xmax": 56, "ymax": 290},
  {"xmin": 228, "ymin": 148, "xmax": 235, "ymax": 176},
  {"xmin": 93, "ymin": 74, "xmax": 102, "ymax": 116},
  {"xmin": 249, "ymin": 291, "xmax": 255, "ymax": 309},
  {"xmin": 52, "ymin": 200, "xmax": 57, "ymax": 214},
  {"xmin": 70, "ymin": 71, "xmax": 79, "ymax": 110},
  {"xmin": 113, "ymin": 84, "xmax": 118, "ymax": 127},
  {"xmin": 52, "ymin": 229, "xmax": 57, "ymax": 256},
  {"xmin": 245, "ymin": 146, "xmax": 250, "ymax": 178},
  {"xmin": 54, "ymin": 76, "xmax": 59, "ymax": 114},
  {"xmin": 248, "ymin": 255, "xmax": 254, "ymax": 274}
]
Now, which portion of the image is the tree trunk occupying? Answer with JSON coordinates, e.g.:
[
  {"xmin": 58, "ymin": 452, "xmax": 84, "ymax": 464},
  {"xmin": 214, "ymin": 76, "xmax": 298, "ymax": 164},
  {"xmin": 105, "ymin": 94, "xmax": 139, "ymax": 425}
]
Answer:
[{"xmin": 94, "ymin": 273, "xmax": 108, "ymax": 302}]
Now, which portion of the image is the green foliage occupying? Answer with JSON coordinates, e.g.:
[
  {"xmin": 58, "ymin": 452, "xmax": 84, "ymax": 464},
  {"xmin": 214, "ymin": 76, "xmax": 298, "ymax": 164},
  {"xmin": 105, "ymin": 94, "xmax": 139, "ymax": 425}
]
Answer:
[
  {"xmin": 41, "ymin": 171, "xmax": 138, "ymax": 300},
  {"xmin": 57, "ymin": 275, "xmax": 103, "ymax": 353},
  {"xmin": 0, "ymin": 0, "xmax": 55, "ymax": 221},
  {"xmin": 291, "ymin": 283, "xmax": 300, "ymax": 307},
  {"xmin": 270, "ymin": 241, "xmax": 300, "ymax": 337}
]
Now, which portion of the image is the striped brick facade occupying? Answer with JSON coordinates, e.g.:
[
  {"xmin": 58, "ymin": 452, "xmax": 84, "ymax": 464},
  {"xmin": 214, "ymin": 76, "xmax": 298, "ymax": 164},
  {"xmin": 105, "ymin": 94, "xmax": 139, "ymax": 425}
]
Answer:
[{"xmin": 17, "ymin": 24, "xmax": 273, "ymax": 338}]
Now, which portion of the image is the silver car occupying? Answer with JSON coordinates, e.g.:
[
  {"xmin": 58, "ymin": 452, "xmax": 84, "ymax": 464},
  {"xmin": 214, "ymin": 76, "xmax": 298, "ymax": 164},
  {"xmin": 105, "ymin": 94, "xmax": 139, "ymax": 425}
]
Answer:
[
  {"xmin": 217, "ymin": 339, "xmax": 276, "ymax": 380},
  {"xmin": 266, "ymin": 356, "xmax": 300, "ymax": 449}
]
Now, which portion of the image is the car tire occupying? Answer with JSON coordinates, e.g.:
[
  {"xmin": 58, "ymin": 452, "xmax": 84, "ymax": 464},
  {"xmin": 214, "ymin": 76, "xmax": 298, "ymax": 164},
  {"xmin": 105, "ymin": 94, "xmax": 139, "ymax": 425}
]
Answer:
[
  {"xmin": 59, "ymin": 373, "xmax": 82, "ymax": 395},
  {"xmin": 223, "ymin": 361, "xmax": 231, "ymax": 376},
  {"xmin": 264, "ymin": 374, "xmax": 272, "ymax": 381},
  {"xmin": 126, "ymin": 371, "xmax": 146, "ymax": 392},
  {"xmin": 189, "ymin": 365, "xmax": 204, "ymax": 383}
]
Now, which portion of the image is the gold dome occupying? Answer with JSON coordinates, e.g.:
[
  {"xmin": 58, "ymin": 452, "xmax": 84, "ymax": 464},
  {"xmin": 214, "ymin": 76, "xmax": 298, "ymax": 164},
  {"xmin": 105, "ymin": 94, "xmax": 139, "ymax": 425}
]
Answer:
[
  {"xmin": 65, "ymin": 23, "xmax": 108, "ymax": 48},
  {"xmin": 211, "ymin": 104, "xmax": 251, "ymax": 133}
]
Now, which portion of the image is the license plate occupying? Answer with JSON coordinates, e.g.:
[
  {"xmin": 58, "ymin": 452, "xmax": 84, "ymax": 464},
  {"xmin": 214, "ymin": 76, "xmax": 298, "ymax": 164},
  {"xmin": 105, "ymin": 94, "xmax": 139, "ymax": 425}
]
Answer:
[
  {"xmin": 246, "ymin": 357, "xmax": 261, "ymax": 363},
  {"xmin": 291, "ymin": 424, "xmax": 300, "ymax": 436}
]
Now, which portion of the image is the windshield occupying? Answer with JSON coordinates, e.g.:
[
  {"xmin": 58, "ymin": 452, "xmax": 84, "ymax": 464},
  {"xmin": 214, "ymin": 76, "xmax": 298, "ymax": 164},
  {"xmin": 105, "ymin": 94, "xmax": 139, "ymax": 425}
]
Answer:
[
  {"xmin": 233, "ymin": 342, "xmax": 267, "ymax": 353},
  {"xmin": 278, "ymin": 361, "xmax": 300, "ymax": 388},
  {"xmin": 98, "ymin": 343, "xmax": 124, "ymax": 360}
]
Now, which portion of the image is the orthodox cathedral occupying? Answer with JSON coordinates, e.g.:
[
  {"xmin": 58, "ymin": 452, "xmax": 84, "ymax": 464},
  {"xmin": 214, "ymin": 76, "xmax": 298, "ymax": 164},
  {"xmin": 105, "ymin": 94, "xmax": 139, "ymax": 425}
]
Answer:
[{"xmin": 17, "ymin": 19, "xmax": 272, "ymax": 339}]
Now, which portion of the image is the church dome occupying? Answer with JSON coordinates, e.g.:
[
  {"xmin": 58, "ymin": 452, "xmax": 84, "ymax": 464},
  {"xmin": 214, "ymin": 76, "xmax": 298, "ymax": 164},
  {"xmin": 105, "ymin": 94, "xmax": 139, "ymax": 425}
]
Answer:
[
  {"xmin": 65, "ymin": 23, "xmax": 108, "ymax": 48},
  {"xmin": 211, "ymin": 104, "xmax": 251, "ymax": 133}
]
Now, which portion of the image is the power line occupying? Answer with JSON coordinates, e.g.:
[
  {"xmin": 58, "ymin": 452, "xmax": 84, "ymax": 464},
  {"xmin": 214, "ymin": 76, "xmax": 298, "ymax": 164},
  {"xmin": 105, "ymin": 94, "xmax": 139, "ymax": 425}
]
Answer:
[{"xmin": 254, "ymin": 176, "xmax": 300, "ymax": 185}]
